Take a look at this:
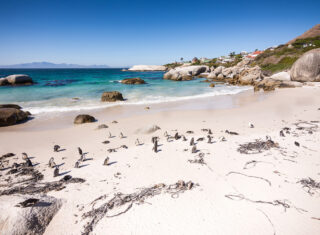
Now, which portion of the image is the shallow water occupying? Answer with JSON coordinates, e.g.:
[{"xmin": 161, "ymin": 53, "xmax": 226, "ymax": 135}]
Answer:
[{"xmin": 0, "ymin": 68, "xmax": 251, "ymax": 114}]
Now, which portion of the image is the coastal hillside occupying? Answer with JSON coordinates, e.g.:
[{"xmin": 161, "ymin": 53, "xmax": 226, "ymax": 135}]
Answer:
[{"xmin": 254, "ymin": 24, "xmax": 320, "ymax": 74}]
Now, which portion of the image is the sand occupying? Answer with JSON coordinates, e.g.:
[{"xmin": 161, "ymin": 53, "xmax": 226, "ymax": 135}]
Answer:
[{"xmin": 0, "ymin": 86, "xmax": 320, "ymax": 235}]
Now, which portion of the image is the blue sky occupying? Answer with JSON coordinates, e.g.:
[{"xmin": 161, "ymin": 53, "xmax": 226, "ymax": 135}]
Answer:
[{"xmin": 0, "ymin": 0, "xmax": 319, "ymax": 67}]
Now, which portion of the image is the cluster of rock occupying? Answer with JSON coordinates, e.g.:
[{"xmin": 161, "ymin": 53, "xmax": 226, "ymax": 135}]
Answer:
[
  {"xmin": 0, "ymin": 104, "xmax": 31, "ymax": 127},
  {"xmin": 128, "ymin": 65, "xmax": 167, "ymax": 71},
  {"xmin": 101, "ymin": 91, "xmax": 124, "ymax": 102},
  {"xmin": 0, "ymin": 74, "xmax": 33, "ymax": 86},
  {"xmin": 163, "ymin": 66, "xmax": 209, "ymax": 81},
  {"xmin": 162, "ymin": 48, "xmax": 320, "ymax": 91},
  {"xmin": 121, "ymin": 77, "xmax": 146, "ymax": 85}
]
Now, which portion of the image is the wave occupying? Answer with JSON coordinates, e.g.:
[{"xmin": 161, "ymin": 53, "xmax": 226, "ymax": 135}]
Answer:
[{"xmin": 21, "ymin": 86, "xmax": 252, "ymax": 115}]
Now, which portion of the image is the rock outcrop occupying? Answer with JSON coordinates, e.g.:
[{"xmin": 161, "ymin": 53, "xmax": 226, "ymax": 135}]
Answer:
[
  {"xmin": 0, "ymin": 107, "xmax": 30, "ymax": 127},
  {"xmin": 0, "ymin": 194, "xmax": 62, "ymax": 235},
  {"xmin": 74, "ymin": 114, "xmax": 96, "ymax": 124},
  {"xmin": 101, "ymin": 91, "xmax": 124, "ymax": 102},
  {"xmin": 0, "ymin": 74, "xmax": 33, "ymax": 86},
  {"xmin": 121, "ymin": 78, "xmax": 146, "ymax": 85},
  {"xmin": 128, "ymin": 65, "xmax": 167, "ymax": 71},
  {"xmin": 163, "ymin": 66, "xmax": 209, "ymax": 81},
  {"xmin": 290, "ymin": 48, "xmax": 320, "ymax": 82}
]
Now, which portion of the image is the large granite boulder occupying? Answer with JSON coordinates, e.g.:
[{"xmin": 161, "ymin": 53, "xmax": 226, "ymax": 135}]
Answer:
[
  {"xmin": 0, "ymin": 194, "xmax": 62, "ymax": 235},
  {"xmin": 128, "ymin": 65, "xmax": 167, "ymax": 71},
  {"xmin": 290, "ymin": 48, "xmax": 320, "ymax": 82},
  {"xmin": 0, "ymin": 108, "xmax": 30, "ymax": 127},
  {"xmin": 271, "ymin": 71, "xmax": 291, "ymax": 81},
  {"xmin": 0, "ymin": 74, "xmax": 33, "ymax": 86},
  {"xmin": 101, "ymin": 91, "xmax": 124, "ymax": 102},
  {"xmin": 74, "ymin": 114, "xmax": 96, "ymax": 124},
  {"xmin": 163, "ymin": 66, "xmax": 209, "ymax": 81},
  {"xmin": 121, "ymin": 78, "xmax": 146, "ymax": 85}
]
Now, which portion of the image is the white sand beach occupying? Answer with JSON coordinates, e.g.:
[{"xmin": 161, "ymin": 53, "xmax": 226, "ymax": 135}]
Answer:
[{"xmin": 1, "ymin": 87, "xmax": 320, "ymax": 234}]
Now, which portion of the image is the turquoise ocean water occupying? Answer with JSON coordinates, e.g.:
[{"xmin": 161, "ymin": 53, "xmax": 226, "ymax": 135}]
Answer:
[{"xmin": 0, "ymin": 69, "xmax": 251, "ymax": 114}]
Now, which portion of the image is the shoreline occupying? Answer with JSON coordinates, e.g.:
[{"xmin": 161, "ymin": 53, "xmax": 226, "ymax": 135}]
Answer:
[{"xmin": 1, "ymin": 87, "xmax": 263, "ymax": 132}]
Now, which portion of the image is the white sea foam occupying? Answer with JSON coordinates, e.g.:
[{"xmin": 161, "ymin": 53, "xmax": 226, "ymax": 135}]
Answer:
[{"xmin": 21, "ymin": 86, "xmax": 252, "ymax": 115}]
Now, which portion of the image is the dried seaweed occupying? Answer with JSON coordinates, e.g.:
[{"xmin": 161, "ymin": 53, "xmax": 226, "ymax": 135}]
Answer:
[
  {"xmin": 81, "ymin": 180, "xmax": 197, "ymax": 235},
  {"xmin": 298, "ymin": 178, "xmax": 320, "ymax": 195},
  {"xmin": 225, "ymin": 193, "xmax": 307, "ymax": 213},
  {"xmin": 226, "ymin": 171, "xmax": 272, "ymax": 186},
  {"xmin": 237, "ymin": 139, "xmax": 279, "ymax": 154}
]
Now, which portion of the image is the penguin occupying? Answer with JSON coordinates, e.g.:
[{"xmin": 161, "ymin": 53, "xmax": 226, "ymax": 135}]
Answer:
[
  {"xmin": 22, "ymin": 153, "xmax": 28, "ymax": 161},
  {"xmin": 53, "ymin": 166, "xmax": 59, "ymax": 177},
  {"xmin": 190, "ymin": 137, "xmax": 195, "ymax": 146},
  {"xmin": 54, "ymin": 145, "xmax": 60, "ymax": 152},
  {"xmin": 78, "ymin": 147, "xmax": 83, "ymax": 156},
  {"xmin": 103, "ymin": 157, "xmax": 109, "ymax": 166}
]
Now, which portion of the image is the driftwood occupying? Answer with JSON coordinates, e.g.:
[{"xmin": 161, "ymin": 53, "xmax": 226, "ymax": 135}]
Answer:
[
  {"xmin": 81, "ymin": 180, "xmax": 197, "ymax": 235},
  {"xmin": 237, "ymin": 139, "xmax": 279, "ymax": 154}
]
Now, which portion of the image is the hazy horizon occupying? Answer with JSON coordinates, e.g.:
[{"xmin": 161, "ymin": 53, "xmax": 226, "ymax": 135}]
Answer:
[{"xmin": 1, "ymin": 0, "xmax": 319, "ymax": 67}]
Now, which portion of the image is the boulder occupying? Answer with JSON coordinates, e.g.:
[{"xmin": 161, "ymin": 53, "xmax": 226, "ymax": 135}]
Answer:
[
  {"xmin": 271, "ymin": 71, "xmax": 291, "ymax": 81},
  {"xmin": 290, "ymin": 48, "xmax": 320, "ymax": 82},
  {"xmin": 74, "ymin": 114, "xmax": 96, "ymax": 124},
  {"xmin": 121, "ymin": 78, "xmax": 146, "ymax": 85},
  {"xmin": 0, "ymin": 194, "xmax": 62, "ymax": 235},
  {"xmin": 254, "ymin": 78, "xmax": 303, "ymax": 92},
  {"xmin": 217, "ymin": 74, "xmax": 224, "ymax": 80},
  {"xmin": 0, "ymin": 108, "xmax": 30, "ymax": 127},
  {"xmin": 209, "ymin": 83, "xmax": 215, "ymax": 88},
  {"xmin": 163, "ymin": 66, "xmax": 209, "ymax": 81},
  {"xmin": 0, "ymin": 104, "xmax": 22, "ymax": 109},
  {"xmin": 197, "ymin": 73, "xmax": 209, "ymax": 78},
  {"xmin": 101, "ymin": 91, "xmax": 124, "ymax": 102},
  {"xmin": 213, "ymin": 66, "xmax": 225, "ymax": 75},
  {"xmin": 128, "ymin": 65, "xmax": 167, "ymax": 71},
  {"xmin": 207, "ymin": 73, "xmax": 217, "ymax": 80},
  {"xmin": 0, "ymin": 74, "xmax": 33, "ymax": 86}
]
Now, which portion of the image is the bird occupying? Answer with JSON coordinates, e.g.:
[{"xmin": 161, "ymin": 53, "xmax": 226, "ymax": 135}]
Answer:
[
  {"xmin": 22, "ymin": 153, "xmax": 28, "ymax": 161},
  {"xmin": 78, "ymin": 147, "xmax": 83, "ymax": 156},
  {"xmin": 135, "ymin": 138, "xmax": 141, "ymax": 146},
  {"xmin": 48, "ymin": 157, "xmax": 56, "ymax": 168},
  {"xmin": 119, "ymin": 132, "xmax": 124, "ymax": 138},
  {"xmin": 25, "ymin": 158, "xmax": 33, "ymax": 167},
  {"xmin": 191, "ymin": 145, "xmax": 197, "ymax": 153},
  {"xmin": 53, "ymin": 145, "xmax": 60, "ymax": 152},
  {"xmin": 266, "ymin": 135, "xmax": 271, "ymax": 141},
  {"xmin": 249, "ymin": 123, "xmax": 254, "ymax": 128},
  {"xmin": 190, "ymin": 137, "xmax": 195, "ymax": 146},
  {"xmin": 208, "ymin": 129, "xmax": 213, "ymax": 135},
  {"xmin": 219, "ymin": 136, "xmax": 226, "ymax": 142},
  {"xmin": 53, "ymin": 166, "xmax": 59, "ymax": 177},
  {"xmin": 102, "ymin": 140, "xmax": 110, "ymax": 144},
  {"xmin": 207, "ymin": 135, "xmax": 212, "ymax": 144},
  {"xmin": 182, "ymin": 135, "xmax": 187, "ymax": 141},
  {"xmin": 294, "ymin": 141, "xmax": 300, "ymax": 147},
  {"xmin": 108, "ymin": 132, "xmax": 112, "ymax": 138},
  {"xmin": 280, "ymin": 130, "xmax": 285, "ymax": 137},
  {"xmin": 79, "ymin": 154, "xmax": 85, "ymax": 162},
  {"xmin": 74, "ymin": 161, "xmax": 80, "ymax": 168},
  {"xmin": 103, "ymin": 157, "xmax": 109, "ymax": 166},
  {"xmin": 164, "ymin": 131, "xmax": 168, "ymax": 137}
]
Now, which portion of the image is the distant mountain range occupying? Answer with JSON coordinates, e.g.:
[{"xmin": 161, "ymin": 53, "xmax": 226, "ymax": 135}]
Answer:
[{"xmin": 0, "ymin": 62, "xmax": 110, "ymax": 68}]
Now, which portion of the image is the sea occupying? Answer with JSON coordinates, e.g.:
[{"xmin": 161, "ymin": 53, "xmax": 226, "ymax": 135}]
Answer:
[{"xmin": 0, "ymin": 69, "xmax": 251, "ymax": 115}]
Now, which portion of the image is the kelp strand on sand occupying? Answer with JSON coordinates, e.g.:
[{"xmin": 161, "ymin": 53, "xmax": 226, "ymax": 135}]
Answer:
[{"xmin": 81, "ymin": 180, "xmax": 197, "ymax": 235}]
